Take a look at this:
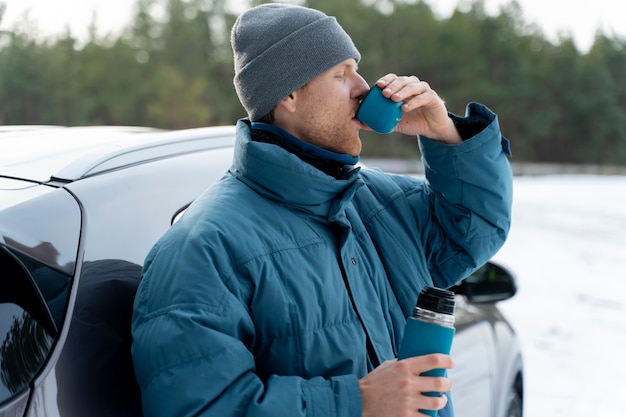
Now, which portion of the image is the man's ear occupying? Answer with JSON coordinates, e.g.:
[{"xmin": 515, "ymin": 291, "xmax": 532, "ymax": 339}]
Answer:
[{"xmin": 276, "ymin": 92, "xmax": 297, "ymax": 113}]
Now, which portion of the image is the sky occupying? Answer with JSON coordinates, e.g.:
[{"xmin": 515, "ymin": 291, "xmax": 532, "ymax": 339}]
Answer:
[{"xmin": 1, "ymin": 0, "xmax": 625, "ymax": 52}]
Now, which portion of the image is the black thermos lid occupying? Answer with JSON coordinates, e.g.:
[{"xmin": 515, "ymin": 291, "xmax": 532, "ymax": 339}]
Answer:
[{"xmin": 416, "ymin": 286, "xmax": 456, "ymax": 315}]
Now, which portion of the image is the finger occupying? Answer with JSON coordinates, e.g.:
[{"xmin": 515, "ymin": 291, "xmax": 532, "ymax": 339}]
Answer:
[
  {"xmin": 417, "ymin": 375, "xmax": 452, "ymax": 394},
  {"xmin": 418, "ymin": 394, "xmax": 449, "ymax": 415},
  {"xmin": 381, "ymin": 76, "xmax": 422, "ymax": 100},
  {"xmin": 378, "ymin": 79, "xmax": 430, "ymax": 108},
  {"xmin": 375, "ymin": 73, "xmax": 398, "ymax": 88},
  {"xmin": 376, "ymin": 74, "xmax": 419, "ymax": 97},
  {"xmin": 399, "ymin": 88, "xmax": 440, "ymax": 111},
  {"xmin": 402, "ymin": 354, "xmax": 455, "ymax": 374}
]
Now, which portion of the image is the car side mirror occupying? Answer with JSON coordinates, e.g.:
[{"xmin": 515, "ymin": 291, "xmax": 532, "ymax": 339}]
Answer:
[{"xmin": 453, "ymin": 261, "xmax": 517, "ymax": 303}]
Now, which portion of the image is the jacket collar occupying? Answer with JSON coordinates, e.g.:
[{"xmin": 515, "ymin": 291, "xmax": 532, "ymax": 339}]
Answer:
[
  {"xmin": 250, "ymin": 122, "xmax": 359, "ymax": 171},
  {"xmin": 231, "ymin": 119, "xmax": 363, "ymax": 222}
]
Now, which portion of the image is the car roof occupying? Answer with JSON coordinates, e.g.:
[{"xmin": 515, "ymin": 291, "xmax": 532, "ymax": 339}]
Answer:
[
  {"xmin": 0, "ymin": 125, "xmax": 236, "ymax": 184},
  {"xmin": 0, "ymin": 125, "xmax": 64, "ymax": 133}
]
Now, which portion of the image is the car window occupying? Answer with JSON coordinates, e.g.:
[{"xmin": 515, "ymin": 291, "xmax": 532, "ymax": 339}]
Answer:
[
  {"xmin": 0, "ymin": 246, "xmax": 68, "ymax": 405},
  {"xmin": 171, "ymin": 201, "xmax": 193, "ymax": 226}
]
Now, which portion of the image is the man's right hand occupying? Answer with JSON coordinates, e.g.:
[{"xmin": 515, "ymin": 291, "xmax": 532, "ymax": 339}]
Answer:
[{"xmin": 359, "ymin": 354, "xmax": 454, "ymax": 417}]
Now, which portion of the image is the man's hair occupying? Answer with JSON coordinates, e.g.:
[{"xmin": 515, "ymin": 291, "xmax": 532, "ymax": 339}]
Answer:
[{"xmin": 256, "ymin": 108, "xmax": 275, "ymax": 124}]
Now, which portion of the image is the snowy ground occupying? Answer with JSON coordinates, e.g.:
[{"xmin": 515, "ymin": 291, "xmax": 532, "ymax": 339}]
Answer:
[{"xmin": 490, "ymin": 175, "xmax": 626, "ymax": 417}]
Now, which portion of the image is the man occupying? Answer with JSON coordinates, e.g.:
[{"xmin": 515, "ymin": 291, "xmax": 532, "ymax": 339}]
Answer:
[{"xmin": 131, "ymin": 3, "xmax": 512, "ymax": 417}]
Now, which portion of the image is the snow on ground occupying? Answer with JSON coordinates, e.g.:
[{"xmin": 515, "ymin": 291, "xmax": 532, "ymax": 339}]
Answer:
[{"xmin": 491, "ymin": 175, "xmax": 626, "ymax": 416}]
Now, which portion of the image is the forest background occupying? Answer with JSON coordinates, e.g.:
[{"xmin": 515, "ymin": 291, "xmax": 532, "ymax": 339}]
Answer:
[{"xmin": 1, "ymin": 0, "xmax": 625, "ymax": 165}]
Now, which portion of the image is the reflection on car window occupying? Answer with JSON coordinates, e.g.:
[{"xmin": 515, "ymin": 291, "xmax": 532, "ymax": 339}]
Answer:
[
  {"xmin": 0, "ymin": 246, "xmax": 70, "ymax": 405},
  {"xmin": 0, "ymin": 304, "xmax": 53, "ymax": 404},
  {"xmin": 11, "ymin": 250, "xmax": 72, "ymax": 329}
]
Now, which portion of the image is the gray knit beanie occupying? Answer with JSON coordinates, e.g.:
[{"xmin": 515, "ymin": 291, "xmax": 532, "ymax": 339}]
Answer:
[{"xmin": 231, "ymin": 3, "xmax": 361, "ymax": 121}]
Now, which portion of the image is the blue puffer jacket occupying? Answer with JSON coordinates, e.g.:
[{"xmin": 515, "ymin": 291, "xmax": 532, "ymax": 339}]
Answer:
[{"xmin": 131, "ymin": 103, "xmax": 512, "ymax": 417}]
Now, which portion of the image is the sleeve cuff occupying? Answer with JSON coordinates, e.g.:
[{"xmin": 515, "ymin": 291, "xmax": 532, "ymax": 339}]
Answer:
[{"xmin": 448, "ymin": 102, "xmax": 512, "ymax": 157}]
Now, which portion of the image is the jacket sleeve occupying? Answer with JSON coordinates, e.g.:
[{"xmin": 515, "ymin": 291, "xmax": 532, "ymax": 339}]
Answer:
[
  {"xmin": 131, "ymin": 232, "xmax": 363, "ymax": 417},
  {"xmin": 417, "ymin": 102, "xmax": 513, "ymax": 287}
]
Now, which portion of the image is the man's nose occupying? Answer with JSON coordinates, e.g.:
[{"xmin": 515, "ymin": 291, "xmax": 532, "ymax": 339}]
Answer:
[{"xmin": 353, "ymin": 74, "xmax": 370, "ymax": 100}]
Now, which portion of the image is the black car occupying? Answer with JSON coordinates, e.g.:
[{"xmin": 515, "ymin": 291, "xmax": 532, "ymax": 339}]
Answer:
[{"xmin": 0, "ymin": 126, "xmax": 523, "ymax": 417}]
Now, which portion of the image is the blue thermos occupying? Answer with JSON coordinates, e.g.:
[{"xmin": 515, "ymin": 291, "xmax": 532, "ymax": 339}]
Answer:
[{"xmin": 397, "ymin": 286, "xmax": 456, "ymax": 417}]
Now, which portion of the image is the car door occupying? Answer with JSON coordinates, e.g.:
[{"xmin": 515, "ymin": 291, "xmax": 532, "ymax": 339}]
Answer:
[{"xmin": 448, "ymin": 296, "xmax": 496, "ymax": 417}]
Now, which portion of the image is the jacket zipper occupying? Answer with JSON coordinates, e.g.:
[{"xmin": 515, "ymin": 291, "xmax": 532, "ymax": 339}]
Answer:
[{"xmin": 338, "ymin": 258, "xmax": 381, "ymax": 370}]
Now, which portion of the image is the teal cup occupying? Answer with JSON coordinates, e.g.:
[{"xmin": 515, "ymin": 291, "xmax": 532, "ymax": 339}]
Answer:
[{"xmin": 356, "ymin": 85, "xmax": 404, "ymax": 134}]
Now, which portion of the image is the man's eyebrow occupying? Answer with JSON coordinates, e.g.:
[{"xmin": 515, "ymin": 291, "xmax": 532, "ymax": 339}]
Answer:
[{"xmin": 344, "ymin": 62, "xmax": 359, "ymax": 71}]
